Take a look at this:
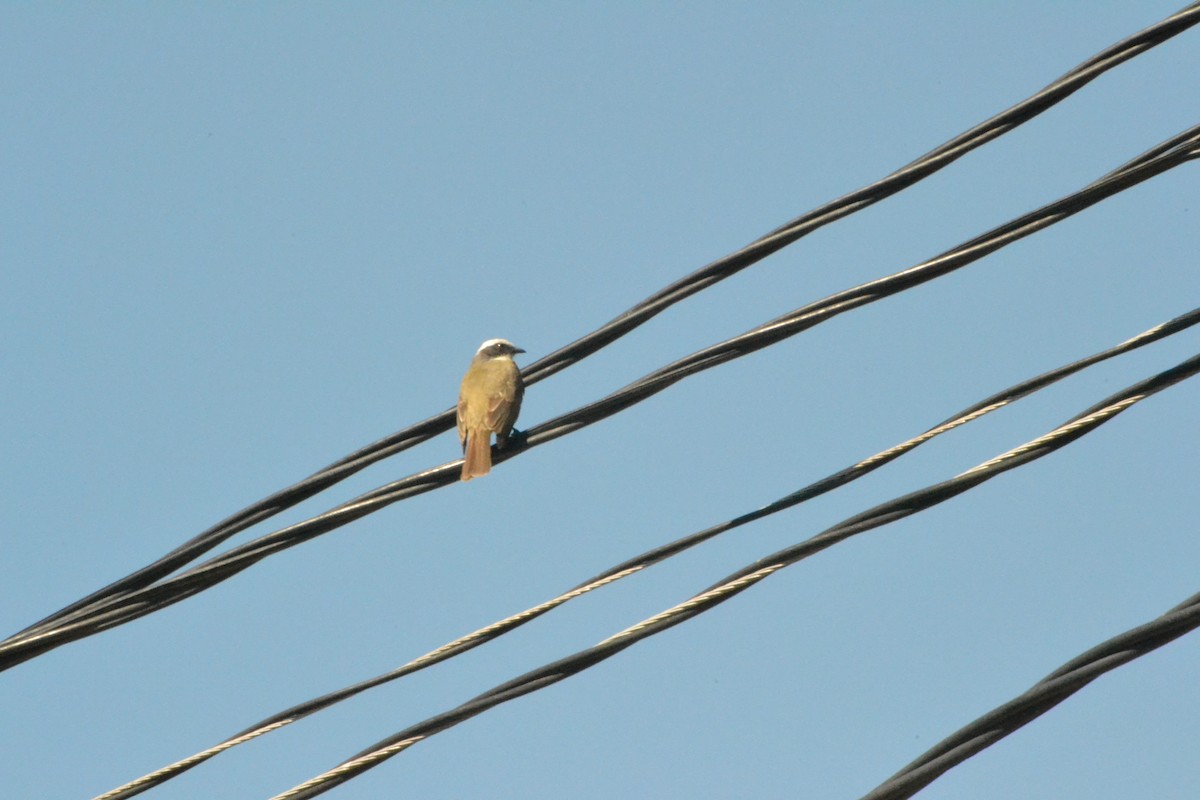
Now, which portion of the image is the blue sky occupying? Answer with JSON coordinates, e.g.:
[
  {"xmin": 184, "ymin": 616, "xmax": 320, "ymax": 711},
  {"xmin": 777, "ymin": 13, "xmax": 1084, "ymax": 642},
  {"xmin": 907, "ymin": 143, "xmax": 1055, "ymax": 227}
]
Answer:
[{"xmin": 3, "ymin": 4, "xmax": 1198, "ymax": 799}]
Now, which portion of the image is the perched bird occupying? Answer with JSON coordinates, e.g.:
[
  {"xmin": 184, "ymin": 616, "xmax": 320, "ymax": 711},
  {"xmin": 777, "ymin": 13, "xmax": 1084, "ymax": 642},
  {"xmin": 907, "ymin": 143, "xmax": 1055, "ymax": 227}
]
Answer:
[{"xmin": 457, "ymin": 338, "xmax": 526, "ymax": 481}]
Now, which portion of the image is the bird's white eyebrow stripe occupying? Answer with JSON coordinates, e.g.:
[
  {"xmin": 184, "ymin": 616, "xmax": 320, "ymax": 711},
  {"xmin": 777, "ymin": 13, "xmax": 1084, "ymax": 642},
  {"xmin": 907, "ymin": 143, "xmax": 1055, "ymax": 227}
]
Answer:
[{"xmin": 477, "ymin": 338, "xmax": 514, "ymax": 353}]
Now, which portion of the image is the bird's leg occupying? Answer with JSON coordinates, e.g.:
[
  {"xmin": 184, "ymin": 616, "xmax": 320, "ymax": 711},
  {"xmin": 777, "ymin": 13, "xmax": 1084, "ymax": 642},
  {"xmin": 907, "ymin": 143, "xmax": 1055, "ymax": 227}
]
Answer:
[{"xmin": 497, "ymin": 428, "xmax": 526, "ymax": 451}]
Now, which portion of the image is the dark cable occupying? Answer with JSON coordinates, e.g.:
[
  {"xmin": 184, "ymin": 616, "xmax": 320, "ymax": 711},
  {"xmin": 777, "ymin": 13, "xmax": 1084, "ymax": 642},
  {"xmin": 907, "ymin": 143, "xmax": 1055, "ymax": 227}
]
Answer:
[
  {"xmin": 262, "ymin": 352, "xmax": 1200, "ymax": 800},
  {"xmin": 91, "ymin": 307, "xmax": 1200, "ymax": 800},
  {"xmin": 857, "ymin": 590, "xmax": 1200, "ymax": 800},
  {"xmin": 15, "ymin": 2, "xmax": 1199, "ymax": 646},
  {"xmin": 7, "ymin": 124, "xmax": 1198, "ymax": 672}
]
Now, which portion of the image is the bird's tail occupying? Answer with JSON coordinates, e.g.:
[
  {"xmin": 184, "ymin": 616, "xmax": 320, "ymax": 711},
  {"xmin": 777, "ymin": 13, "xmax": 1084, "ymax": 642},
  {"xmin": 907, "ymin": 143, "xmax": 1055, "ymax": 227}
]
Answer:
[{"xmin": 462, "ymin": 431, "xmax": 492, "ymax": 481}]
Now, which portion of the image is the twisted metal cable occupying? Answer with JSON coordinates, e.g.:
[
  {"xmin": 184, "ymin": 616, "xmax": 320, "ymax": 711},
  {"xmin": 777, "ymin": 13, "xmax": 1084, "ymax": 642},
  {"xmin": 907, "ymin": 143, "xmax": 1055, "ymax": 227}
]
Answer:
[
  {"xmin": 8, "ymin": 124, "xmax": 1198, "ymax": 673},
  {"xmin": 858, "ymin": 590, "xmax": 1200, "ymax": 800},
  {"xmin": 91, "ymin": 307, "xmax": 1200, "ymax": 800},
  {"xmin": 263, "ymin": 352, "xmax": 1200, "ymax": 799},
  {"xmin": 15, "ymin": 2, "xmax": 1198, "ymax": 650}
]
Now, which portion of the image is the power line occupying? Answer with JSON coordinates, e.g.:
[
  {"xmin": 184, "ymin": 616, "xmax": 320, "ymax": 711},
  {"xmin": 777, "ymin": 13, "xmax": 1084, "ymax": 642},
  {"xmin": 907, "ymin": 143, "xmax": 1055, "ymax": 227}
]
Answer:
[
  {"xmin": 90, "ymin": 307, "xmax": 1200, "ymax": 800},
  {"xmin": 262, "ymin": 352, "xmax": 1200, "ymax": 800},
  {"xmin": 857, "ymin": 589, "xmax": 1200, "ymax": 800},
  {"xmin": 13, "ymin": 1, "xmax": 1198, "ymax": 652},
  {"xmin": 6, "ymin": 123, "xmax": 1197, "ymax": 673}
]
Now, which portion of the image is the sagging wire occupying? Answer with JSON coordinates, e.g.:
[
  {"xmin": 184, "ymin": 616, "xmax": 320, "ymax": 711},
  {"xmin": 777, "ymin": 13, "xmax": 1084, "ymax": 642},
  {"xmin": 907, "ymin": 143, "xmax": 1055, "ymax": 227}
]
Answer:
[
  {"xmin": 93, "ymin": 312, "xmax": 1200, "ymax": 800},
  {"xmin": 13, "ymin": 2, "xmax": 1198, "ymax": 655},
  {"xmin": 7, "ymin": 123, "xmax": 1197, "ymax": 673},
  {"xmin": 262, "ymin": 352, "xmax": 1200, "ymax": 800},
  {"xmin": 857, "ymin": 589, "xmax": 1200, "ymax": 800}
]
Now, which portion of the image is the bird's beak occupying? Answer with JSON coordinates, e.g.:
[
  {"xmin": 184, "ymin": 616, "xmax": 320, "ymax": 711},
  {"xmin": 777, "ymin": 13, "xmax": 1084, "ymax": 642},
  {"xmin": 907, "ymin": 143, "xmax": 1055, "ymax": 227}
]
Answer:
[{"xmin": 513, "ymin": 346, "xmax": 526, "ymax": 354}]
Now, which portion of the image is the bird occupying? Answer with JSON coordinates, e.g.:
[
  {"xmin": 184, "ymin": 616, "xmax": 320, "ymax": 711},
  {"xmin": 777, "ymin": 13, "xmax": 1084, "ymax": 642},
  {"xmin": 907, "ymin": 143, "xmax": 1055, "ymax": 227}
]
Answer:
[{"xmin": 457, "ymin": 338, "xmax": 526, "ymax": 481}]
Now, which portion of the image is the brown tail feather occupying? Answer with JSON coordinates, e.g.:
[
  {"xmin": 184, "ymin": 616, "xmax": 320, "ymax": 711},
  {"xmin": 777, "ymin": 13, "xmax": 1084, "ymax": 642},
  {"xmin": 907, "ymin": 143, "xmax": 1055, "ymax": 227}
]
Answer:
[{"xmin": 462, "ymin": 430, "xmax": 492, "ymax": 481}]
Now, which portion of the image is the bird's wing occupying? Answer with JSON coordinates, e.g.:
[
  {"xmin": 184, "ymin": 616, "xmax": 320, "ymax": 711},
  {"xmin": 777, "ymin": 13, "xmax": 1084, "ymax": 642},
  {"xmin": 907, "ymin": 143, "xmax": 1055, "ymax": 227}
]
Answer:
[
  {"xmin": 456, "ymin": 393, "xmax": 469, "ymax": 445},
  {"xmin": 484, "ymin": 393, "xmax": 512, "ymax": 432}
]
